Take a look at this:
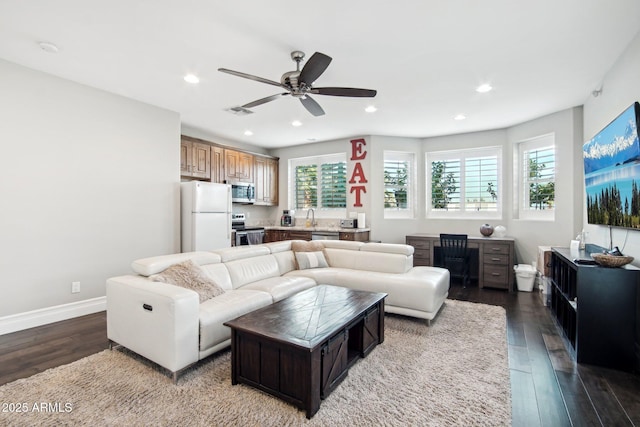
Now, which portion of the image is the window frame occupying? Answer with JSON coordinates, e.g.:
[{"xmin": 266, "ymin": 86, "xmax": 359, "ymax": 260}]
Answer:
[
  {"xmin": 383, "ymin": 150, "xmax": 416, "ymax": 219},
  {"xmin": 425, "ymin": 146, "xmax": 503, "ymax": 220},
  {"xmin": 515, "ymin": 134, "xmax": 556, "ymax": 221},
  {"xmin": 288, "ymin": 153, "xmax": 347, "ymax": 218}
]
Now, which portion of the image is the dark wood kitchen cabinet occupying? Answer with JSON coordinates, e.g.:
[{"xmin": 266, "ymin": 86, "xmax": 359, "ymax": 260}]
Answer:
[
  {"xmin": 224, "ymin": 149, "xmax": 253, "ymax": 183},
  {"xmin": 180, "ymin": 136, "xmax": 211, "ymax": 180},
  {"xmin": 254, "ymin": 155, "xmax": 278, "ymax": 205}
]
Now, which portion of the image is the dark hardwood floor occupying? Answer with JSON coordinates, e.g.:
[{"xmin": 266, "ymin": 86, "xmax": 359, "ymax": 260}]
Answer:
[{"xmin": 1, "ymin": 284, "xmax": 639, "ymax": 426}]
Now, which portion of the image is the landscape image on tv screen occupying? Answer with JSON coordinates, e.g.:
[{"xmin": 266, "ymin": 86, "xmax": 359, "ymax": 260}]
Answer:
[{"xmin": 583, "ymin": 102, "xmax": 640, "ymax": 228}]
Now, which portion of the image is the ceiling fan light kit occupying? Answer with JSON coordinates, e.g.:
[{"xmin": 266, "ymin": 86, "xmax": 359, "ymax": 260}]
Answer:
[{"xmin": 219, "ymin": 51, "xmax": 377, "ymax": 117}]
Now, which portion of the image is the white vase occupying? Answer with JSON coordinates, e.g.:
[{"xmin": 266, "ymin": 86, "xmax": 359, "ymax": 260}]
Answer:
[{"xmin": 494, "ymin": 225, "xmax": 506, "ymax": 237}]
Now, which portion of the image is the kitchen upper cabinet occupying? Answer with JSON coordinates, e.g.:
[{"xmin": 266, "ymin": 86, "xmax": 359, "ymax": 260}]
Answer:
[
  {"xmin": 181, "ymin": 137, "xmax": 211, "ymax": 180},
  {"xmin": 254, "ymin": 156, "xmax": 279, "ymax": 206},
  {"xmin": 211, "ymin": 146, "xmax": 225, "ymax": 183},
  {"xmin": 224, "ymin": 149, "xmax": 253, "ymax": 183}
]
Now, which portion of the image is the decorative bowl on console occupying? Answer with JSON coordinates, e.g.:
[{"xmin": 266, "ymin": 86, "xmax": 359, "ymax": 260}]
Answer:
[
  {"xmin": 480, "ymin": 224, "xmax": 494, "ymax": 237},
  {"xmin": 590, "ymin": 253, "xmax": 634, "ymax": 268}
]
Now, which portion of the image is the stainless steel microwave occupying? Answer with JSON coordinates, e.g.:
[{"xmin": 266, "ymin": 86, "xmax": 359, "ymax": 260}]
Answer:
[{"xmin": 231, "ymin": 182, "xmax": 255, "ymax": 204}]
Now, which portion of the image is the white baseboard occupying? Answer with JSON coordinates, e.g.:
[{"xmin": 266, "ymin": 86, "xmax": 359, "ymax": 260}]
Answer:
[{"xmin": 0, "ymin": 297, "xmax": 106, "ymax": 335}]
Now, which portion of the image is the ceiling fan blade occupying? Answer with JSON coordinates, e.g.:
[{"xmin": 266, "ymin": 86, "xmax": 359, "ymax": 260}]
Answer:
[
  {"xmin": 311, "ymin": 87, "xmax": 377, "ymax": 97},
  {"xmin": 242, "ymin": 93, "xmax": 289, "ymax": 109},
  {"xmin": 218, "ymin": 68, "xmax": 284, "ymax": 88},
  {"xmin": 299, "ymin": 52, "xmax": 332, "ymax": 85},
  {"xmin": 300, "ymin": 95, "xmax": 325, "ymax": 116}
]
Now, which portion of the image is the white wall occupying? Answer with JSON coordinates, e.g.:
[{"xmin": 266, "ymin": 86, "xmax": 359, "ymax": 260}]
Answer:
[
  {"xmin": 0, "ymin": 59, "xmax": 181, "ymax": 318},
  {"xmin": 506, "ymin": 107, "xmax": 584, "ymax": 264},
  {"xmin": 583, "ymin": 31, "xmax": 640, "ymax": 261},
  {"xmin": 273, "ymin": 109, "xmax": 583, "ymax": 266}
]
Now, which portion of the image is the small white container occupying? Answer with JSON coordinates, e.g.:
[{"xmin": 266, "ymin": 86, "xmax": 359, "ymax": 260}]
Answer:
[{"xmin": 514, "ymin": 264, "xmax": 537, "ymax": 292}]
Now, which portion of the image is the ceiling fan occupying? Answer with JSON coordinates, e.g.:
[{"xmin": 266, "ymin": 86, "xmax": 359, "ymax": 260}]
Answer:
[{"xmin": 218, "ymin": 51, "xmax": 377, "ymax": 117}]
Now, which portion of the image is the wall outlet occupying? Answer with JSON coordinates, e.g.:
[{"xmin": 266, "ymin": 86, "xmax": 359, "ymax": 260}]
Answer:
[{"xmin": 71, "ymin": 281, "xmax": 81, "ymax": 293}]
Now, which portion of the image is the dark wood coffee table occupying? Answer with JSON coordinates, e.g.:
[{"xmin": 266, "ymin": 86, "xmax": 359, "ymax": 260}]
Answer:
[{"xmin": 224, "ymin": 285, "xmax": 386, "ymax": 418}]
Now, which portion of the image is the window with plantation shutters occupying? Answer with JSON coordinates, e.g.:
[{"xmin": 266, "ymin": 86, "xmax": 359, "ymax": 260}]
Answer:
[
  {"xmin": 517, "ymin": 134, "xmax": 555, "ymax": 220},
  {"xmin": 384, "ymin": 151, "xmax": 415, "ymax": 218},
  {"xmin": 294, "ymin": 164, "xmax": 317, "ymax": 209},
  {"xmin": 465, "ymin": 155, "xmax": 498, "ymax": 212},
  {"xmin": 290, "ymin": 154, "xmax": 347, "ymax": 214},
  {"xmin": 320, "ymin": 162, "xmax": 347, "ymax": 208},
  {"xmin": 426, "ymin": 146, "xmax": 502, "ymax": 219}
]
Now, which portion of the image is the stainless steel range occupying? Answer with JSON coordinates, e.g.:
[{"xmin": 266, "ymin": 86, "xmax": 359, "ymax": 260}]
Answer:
[{"xmin": 231, "ymin": 213, "xmax": 265, "ymax": 246}]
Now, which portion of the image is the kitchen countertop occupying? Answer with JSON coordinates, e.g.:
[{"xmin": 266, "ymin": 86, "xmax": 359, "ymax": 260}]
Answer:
[{"xmin": 266, "ymin": 225, "xmax": 370, "ymax": 233}]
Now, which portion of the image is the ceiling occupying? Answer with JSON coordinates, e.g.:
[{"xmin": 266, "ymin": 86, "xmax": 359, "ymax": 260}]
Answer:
[{"xmin": 1, "ymin": 1, "xmax": 639, "ymax": 149}]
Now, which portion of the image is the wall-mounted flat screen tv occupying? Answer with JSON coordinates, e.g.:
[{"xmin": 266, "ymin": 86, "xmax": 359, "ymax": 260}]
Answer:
[{"xmin": 583, "ymin": 102, "xmax": 640, "ymax": 228}]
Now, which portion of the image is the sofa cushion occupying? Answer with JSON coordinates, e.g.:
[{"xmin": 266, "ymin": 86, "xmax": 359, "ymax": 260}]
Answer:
[
  {"xmin": 241, "ymin": 276, "xmax": 317, "ymax": 302},
  {"xmin": 224, "ymin": 254, "xmax": 281, "ymax": 288},
  {"xmin": 264, "ymin": 240, "xmax": 292, "ymax": 253},
  {"xmin": 132, "ymin": 252, "xmax": 221, "ymax": 277},
  {"xmin": 272, "ymin": 250, "xmax": 297, "ymax": 275},
  {"xmin": 198, "ymin": 289, "xmax": 273, "ymax": 352},
  {"xmin": 286, "ymin": 266, "xmax": 449, "ymax": 313},
  {"xmin": 150, "ymin": 260, "xmax": 225, "ymax": 303},
  {"xmin": 324, "ymin": 248, "xmax": 411, "ymax": 274},
  {"xmin": 199, "ymin": 263, "xmax": 234, "ymax": 291},
  {"xmin": 361, "ymin": 242, "xmax": 414, "ymax": 256},
  {"xmin": 213, "ymin": 245, "xmax": 270, "ymax": 262}
]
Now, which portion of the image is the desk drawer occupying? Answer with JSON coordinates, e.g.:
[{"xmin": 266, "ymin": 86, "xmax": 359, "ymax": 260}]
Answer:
[
  {"xmin": 406, "ymin": 238, "xmax": 429, "ymax": 250},
  {"xmin": 483, "ymin": 253, "xmax": 510, "ymax": 266},
  {"xmin": 414, "ymin": 249, "xmax": 430, "ymax": 262},
  {"xmin": 483, "ymin": 265, "xmax": 510, "ymax": 288},
  {"xmin": 483, "ymin": 243, "xmax": 510, "ymax": 255}
]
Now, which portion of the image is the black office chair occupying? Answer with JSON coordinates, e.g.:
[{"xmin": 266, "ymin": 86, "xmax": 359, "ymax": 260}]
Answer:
[{"xmin": 439, "ymin": 233, "xmax": 470, "ymax": 287}]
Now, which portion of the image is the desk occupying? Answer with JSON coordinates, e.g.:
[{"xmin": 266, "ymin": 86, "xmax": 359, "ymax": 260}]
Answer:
[{"xmin": 406, "ymin": 234, "xmax": 516, "ymax": 291}]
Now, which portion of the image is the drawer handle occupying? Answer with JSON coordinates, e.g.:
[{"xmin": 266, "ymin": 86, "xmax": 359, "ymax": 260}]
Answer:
[
  {"xmin": 491, "ymin": 247, "xmax": 501, "ymax": 251},
  {"xmin": 491, "ymin": 272, "xmax": 501, "ymax": 276},
  {"xmin": 491, "ymin": 258, "xmax": 501, "ymax": 261}
]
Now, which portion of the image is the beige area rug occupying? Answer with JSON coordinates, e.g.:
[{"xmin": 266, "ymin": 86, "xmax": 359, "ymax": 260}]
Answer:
[{"xmin": 0, "ymin": 300, "xmax": 510, "ymax": 426}]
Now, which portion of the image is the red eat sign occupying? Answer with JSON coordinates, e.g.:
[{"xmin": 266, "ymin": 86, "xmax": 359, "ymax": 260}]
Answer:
[{"xmin": 349, "ymin": 138, "xmax": 367, "ymax": 207}]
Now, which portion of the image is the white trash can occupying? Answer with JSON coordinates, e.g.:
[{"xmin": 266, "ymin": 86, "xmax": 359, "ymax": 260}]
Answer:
[{"xmin": 514, "ymin": 264, "xmax": 537, "ymax": 292}]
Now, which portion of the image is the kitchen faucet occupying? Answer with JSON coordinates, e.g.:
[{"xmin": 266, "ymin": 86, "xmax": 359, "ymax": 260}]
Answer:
[{"xmin": 305, "ymin": 208, "xmax": 316, "ymax": 227}]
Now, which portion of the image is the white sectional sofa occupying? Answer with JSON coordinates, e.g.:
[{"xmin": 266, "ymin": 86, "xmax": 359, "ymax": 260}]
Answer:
[{"xmin": 106, "ymin": 240, "xmax": 450, "ymax": 379}]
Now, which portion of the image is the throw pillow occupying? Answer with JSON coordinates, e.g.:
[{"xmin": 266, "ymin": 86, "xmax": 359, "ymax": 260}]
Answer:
[
  {"xmin": 150, "ymin": 259, "xmax": 225, "ymax": 303},
  {"xmin": 291, "ymin": 240, "xmax": 325, "ymax": 252},
  {"xmin": 295, "ymin": 250, "xmax": 329, "ymax": 270},
  {"xmin": 292, "ymin": 240, "xmax": 329, "ymax": 270}
]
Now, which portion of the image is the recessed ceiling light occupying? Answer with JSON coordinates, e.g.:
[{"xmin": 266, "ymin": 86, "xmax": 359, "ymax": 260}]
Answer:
[
  {"xmin": 476, "ymin": 83, "xmax": 493, "ymax": 93},
  {"xmin": 184, "ymin": 73, "xmax": 200, "ymax": 84},
  {"xmin": 244, "ymin": 130, "xmax": 253, "ymax": 136},
  {"xmin": 454, "ymin": 114, "xmax": 467, "ymax": 121},
  {"xmin": 38, "ymin": 42, "xmax": 59, "ymax": 53},
  {"xmin": 365, "ymin": 105, "xmax": 377, "ymax": 113},
  {"xmin": 291, "ymin": 120, "xmax": 302, "ymax": 127}
]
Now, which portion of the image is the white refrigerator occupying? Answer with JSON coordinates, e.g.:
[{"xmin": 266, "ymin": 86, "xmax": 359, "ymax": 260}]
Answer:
[{"xmin": 181, "ymin": 181, "xmax": 232, "ymax": 252}]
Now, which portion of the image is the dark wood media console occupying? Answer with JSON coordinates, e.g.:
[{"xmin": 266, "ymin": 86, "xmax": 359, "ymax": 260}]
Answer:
[
  {"xmin": 550, "ymin": 246, "xmax": 640, "ymax": 372},
  {"xmin": 224, "ymin": 285, "xmax": 386, "ymax": 418}
]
